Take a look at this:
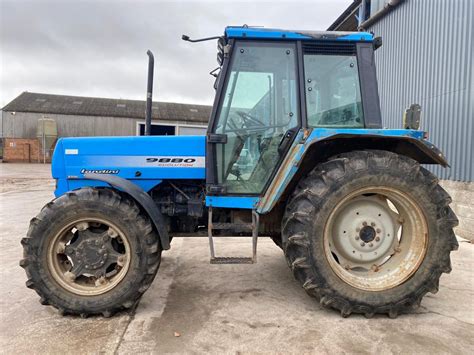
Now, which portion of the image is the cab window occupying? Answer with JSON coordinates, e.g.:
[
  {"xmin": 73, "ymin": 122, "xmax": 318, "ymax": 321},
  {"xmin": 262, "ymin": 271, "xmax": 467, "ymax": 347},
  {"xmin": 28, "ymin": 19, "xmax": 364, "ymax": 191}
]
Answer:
[{"xmin": 304, "ymin": 54, "xmax": 364, "ymax": 127}]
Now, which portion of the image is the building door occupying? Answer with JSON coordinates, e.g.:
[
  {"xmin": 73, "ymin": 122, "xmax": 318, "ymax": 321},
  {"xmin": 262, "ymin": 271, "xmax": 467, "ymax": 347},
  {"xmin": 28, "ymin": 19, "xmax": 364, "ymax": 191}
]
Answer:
[{"xmin": 138, "ymin": 123, "xmax": 175, "ymax": 136}]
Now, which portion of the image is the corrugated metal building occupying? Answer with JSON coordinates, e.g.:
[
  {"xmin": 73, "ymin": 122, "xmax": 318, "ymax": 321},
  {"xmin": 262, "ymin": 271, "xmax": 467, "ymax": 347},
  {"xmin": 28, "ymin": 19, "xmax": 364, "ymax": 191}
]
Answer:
[
  {"xmin": 1, "ymin": 92, "xmax": 211, "ymax": 138},
  {"xmin": 329, "ymin": 0, "xmax": 473, "ymax": 240},
  {"xmin": 329, "ymin": 0, "xmax": 473, "ymax": 182}
]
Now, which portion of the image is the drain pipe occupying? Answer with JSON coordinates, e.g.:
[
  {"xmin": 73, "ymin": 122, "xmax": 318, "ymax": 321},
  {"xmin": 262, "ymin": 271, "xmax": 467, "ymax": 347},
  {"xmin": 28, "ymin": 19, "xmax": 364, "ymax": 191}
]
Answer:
[
  {"xmin": 358, "ymin": 0, "xmax": 404, "ymax": 31},
  {"xmin": 145, "ymin": 50, "xmax": 154, "ymax": 136}
]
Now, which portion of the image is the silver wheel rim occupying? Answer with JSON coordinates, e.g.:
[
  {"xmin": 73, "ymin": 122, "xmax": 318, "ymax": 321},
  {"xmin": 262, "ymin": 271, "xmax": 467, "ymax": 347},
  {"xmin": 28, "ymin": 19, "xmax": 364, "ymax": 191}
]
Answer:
[
  {"xmin": 323, "ymin": 187, "xmax": 428, "ymax": 291},
  {"xmin": 48, "ymin": 218, "xmax": 131, "ymax": 296}
]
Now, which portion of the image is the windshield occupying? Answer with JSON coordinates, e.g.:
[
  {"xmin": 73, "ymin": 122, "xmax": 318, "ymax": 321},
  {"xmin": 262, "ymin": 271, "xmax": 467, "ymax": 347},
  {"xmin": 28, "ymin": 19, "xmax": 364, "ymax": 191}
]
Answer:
[
  {"xmin": 304, "ymin": 54, "xmax": 364, "ymax": 127},
  {"xmin": 214, "ymin": 41, "xmax": 298, "ymax": 194}
]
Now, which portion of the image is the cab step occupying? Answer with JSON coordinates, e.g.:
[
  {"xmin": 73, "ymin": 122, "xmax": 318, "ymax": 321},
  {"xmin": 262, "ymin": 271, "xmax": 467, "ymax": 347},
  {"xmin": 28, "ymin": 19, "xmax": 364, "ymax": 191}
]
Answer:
[
  {"xmin": 210, "ymin": 257, "xmax": 254, "ymax": 264},
  {"xmin": 211, "ymin": 222, "xmax": 253, "ymax": 231},
  {"xmin": 208, "ymin": 207, "xmax": 259, "ymax": 264}
]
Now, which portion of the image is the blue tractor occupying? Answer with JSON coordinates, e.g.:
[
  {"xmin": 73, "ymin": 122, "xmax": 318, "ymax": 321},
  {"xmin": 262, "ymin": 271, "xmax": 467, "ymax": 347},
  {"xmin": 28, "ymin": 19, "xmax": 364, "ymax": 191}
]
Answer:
[{"xmin": 21, "ymin": 26, "xmax": 458, "ymax": 318}]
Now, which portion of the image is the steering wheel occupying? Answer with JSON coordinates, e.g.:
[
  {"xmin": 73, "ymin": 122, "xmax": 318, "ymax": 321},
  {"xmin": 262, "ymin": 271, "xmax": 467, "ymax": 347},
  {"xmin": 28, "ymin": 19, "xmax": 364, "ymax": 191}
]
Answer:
[{"xmin": 236, "ymin": 111, "xmax": 266, "ymax": 128}]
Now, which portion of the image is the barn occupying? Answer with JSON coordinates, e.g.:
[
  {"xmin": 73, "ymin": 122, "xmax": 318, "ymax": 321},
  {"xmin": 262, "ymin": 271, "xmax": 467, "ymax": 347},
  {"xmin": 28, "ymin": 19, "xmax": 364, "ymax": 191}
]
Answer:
[{"xmin": 1, "ymin": 91, "xmax": 210, "ymax": 138}]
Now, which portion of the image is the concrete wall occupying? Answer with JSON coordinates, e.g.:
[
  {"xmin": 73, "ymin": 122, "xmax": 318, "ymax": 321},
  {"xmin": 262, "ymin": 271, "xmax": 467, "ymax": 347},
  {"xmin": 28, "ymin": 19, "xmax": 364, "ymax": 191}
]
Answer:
[
  {"xmin": 440, "ymin": 180, "xmax": 474, "ymax": 241},
  {"xmin": 1, "ymin": 111, "xmax": 206, "ymax": 138}
]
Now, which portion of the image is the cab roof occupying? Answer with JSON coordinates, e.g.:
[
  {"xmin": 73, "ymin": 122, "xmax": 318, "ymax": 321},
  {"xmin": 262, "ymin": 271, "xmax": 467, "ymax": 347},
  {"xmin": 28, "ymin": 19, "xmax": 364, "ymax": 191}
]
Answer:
[{"xmin": 225, "ymin": 26, "xmax": 373, "ymax": 42}]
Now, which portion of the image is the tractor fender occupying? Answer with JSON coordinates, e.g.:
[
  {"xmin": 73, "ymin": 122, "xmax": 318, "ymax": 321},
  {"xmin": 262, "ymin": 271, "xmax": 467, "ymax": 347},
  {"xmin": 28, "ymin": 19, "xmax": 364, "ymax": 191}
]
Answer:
[
  {"xmin": 83, "ymin": 173, "xmax": 170, "ymax": 250},
  {"xmin": 258, "ymin": 133, "xmax": 449, "ymax": 214},
  {"xmin": 305, "ymin": 134, "xmax": 449, "ymax": 166}
]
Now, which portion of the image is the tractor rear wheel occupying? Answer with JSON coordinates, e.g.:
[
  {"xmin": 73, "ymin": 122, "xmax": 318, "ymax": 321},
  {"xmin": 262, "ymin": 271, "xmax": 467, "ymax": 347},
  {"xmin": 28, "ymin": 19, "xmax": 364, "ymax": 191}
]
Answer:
[
  {"xmin": 20, "ymin": 187, "xmax": 161, "ymax": 317},
  {"xmin": 282, "ymin": 150, "xmax": 458, "ymax": 318}
]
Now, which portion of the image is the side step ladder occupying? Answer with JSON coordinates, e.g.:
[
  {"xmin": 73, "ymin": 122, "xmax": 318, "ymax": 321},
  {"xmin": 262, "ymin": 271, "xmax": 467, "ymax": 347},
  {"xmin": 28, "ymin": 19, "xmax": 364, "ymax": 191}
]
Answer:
[{"xmin": 208, "ymin": 207, "xmax": 259, "ymax": 264}]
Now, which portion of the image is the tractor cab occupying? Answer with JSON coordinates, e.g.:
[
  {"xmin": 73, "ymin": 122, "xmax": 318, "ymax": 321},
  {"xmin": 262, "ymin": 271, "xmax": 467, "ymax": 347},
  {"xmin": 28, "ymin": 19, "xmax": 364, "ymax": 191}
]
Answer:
[{"xmin": 205, "ymin": 26, "xmax": 381, "ymax": 202}]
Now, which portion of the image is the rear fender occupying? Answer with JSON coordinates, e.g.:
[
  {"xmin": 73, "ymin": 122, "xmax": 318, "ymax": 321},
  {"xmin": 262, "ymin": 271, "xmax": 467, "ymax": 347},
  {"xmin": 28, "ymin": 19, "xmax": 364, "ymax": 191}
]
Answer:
[
  {"xmin": 308, "ymin": 134, "xmax": 448, "ymax": 166},
  {"xmin": 257, "ymin": 130, "xmax": 448, "ymax": 214},
  {"xmin": 83, "ymin": 173, "xmax": 170, "ymax": 250}
]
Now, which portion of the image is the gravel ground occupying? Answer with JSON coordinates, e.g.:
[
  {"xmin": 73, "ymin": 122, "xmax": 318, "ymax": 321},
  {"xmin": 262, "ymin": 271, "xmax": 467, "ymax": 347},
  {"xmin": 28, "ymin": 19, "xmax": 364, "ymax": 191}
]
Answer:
[{"xmin": 0, "ymin": 163, "xmax": 473, "ymax": 354}]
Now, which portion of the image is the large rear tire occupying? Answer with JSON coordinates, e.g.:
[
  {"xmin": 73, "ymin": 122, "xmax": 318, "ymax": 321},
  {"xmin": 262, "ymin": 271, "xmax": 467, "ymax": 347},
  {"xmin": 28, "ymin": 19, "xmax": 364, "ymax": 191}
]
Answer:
[
  {"xmin": 20, "ymin": 187, "xmax": 161, "ymax": 317},
  {"xmin": 282, "ymin": 150, "xmax": 458, "ymax": 318}
]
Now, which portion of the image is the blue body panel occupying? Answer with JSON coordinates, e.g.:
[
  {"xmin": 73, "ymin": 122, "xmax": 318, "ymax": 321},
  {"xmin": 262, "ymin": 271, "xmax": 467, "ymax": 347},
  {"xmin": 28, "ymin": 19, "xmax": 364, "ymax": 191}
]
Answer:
[
  {"xmin": 205, "ymin": 196, "xmax": 259, "ymax": 209},
  {"xmin": 225, "ymin": 27, "xmax": 373, "ymax": 42},
  {"xmin": 52, "ymin": 129, "xmax": 439, "ymax": 212},
  {"xmin": 52, "ymin": 135, "xmax": 206, "ymax": 197}
]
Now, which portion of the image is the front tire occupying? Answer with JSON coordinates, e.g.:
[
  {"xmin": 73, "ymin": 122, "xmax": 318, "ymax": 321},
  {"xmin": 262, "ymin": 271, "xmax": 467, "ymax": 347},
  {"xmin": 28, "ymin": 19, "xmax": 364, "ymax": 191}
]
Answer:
[
  {"xmin": 282, "ymin": 150, "xmax": 458, "ymax": 318},
  {"xmin": 21, "ymin": 187, "xmax": 161, "ymax": 317}
]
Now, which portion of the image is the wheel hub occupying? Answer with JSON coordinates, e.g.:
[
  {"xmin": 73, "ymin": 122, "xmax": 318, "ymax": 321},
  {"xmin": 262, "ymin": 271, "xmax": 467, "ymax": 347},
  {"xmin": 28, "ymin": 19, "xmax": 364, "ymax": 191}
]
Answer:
[
  {"xmin": 359, "ymin": 226, "xmax": 376, "ymax": 243},
  {"xmin": 49, "ymin": 219, "xmax": 130, "ymax": 296},
  {"xmin": 66, "ymin": 230, "xmax": 117, "ymax": 276},
  {"xmin": 66, "ymin": 234, "xmax": 109, "ymax": 271},
  {"xmin": 330, "ymin": 196, "xmax": 398, "ymax": 265}
]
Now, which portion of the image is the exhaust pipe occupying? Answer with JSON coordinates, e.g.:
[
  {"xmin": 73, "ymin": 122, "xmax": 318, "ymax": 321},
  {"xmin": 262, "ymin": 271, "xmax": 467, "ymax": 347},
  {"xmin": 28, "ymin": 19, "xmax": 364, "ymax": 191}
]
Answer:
[{"xmin": 145, "ymin": 50, "xmax": 154, "ymax": 136}]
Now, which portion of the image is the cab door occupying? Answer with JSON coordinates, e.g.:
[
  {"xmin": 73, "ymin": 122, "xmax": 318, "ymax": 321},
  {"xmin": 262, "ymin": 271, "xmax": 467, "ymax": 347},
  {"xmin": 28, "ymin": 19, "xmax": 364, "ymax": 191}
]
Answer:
[{"xmin": 207, "ymin": 40, "xmax": 300, "ymax": 196}]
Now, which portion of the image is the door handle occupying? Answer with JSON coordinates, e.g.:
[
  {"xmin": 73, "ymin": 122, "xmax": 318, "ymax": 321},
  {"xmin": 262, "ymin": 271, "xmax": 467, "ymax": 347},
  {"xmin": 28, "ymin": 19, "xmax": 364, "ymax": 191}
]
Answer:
[
  {"xmin": 278, "ymin": 128, "xmax": 297, "ymax": 155},
  {"xmin": 207, "ymin": 133, "xmax": 227, "ymax": 144}
]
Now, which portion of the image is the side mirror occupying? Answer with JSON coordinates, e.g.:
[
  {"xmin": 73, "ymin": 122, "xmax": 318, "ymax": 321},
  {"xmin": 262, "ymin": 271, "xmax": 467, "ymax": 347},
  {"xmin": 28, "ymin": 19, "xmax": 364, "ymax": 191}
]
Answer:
[
  {"xmin": 403, "ymin": 104, "xmax": 421, "ymax": 130},
  {"xmin": 373, "ymin": 36, "xmax": 383, "ymax": 50},
  {"xmin": 217, "ymin": 38, "xmax": 226, "ymax": 66}
]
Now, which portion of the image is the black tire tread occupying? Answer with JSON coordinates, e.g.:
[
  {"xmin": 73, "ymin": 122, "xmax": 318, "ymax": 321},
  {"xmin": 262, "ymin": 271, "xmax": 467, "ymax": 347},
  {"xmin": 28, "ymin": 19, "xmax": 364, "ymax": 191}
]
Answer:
[
  {"xmin": 20, "ymin": 187, "xmax": 161, "ymax": 317},
  {"xmin": 282, "ymin": 150, "xmax": 458, "ymax": 318}
]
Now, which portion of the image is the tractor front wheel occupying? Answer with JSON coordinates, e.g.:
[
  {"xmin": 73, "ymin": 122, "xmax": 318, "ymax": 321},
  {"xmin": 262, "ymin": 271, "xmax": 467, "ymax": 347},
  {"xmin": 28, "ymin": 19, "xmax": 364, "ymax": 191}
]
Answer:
[
  {"xmin": 282, "ymin": 150, "xmax": 458, "ymax": 318},
  {"xmin": 20, "ymin": 187, "xmax": 161, "ymax": 317}
]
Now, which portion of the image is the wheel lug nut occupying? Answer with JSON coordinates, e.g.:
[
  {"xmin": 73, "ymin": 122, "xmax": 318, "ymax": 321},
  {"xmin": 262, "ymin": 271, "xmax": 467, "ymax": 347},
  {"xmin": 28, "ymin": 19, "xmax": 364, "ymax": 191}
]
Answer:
[
  {"xmin": 64, "ymin": 271, "xmax": 76, "ymax": 282},
  {"xmin": 360, "ymin": 242, "xmax": 365, "ymax": 247},
  {"xmin": 355, "ymin": 236, "xmax": 360, "ymax": 240},
  {"xmin": 363, "ymin": 222, "xmax": 367, "ymax": 226},
  {"xmin": 371, "ymin": 222, "xmax": 375, "ymax": 227},
  {"xmin": 375, "ymin": 236, "xmax": 380, "ymax": 242},
  {"xmin": 369, "ymin": 243, "xmax": 373, "ymax": 247},
  {"xmin": 376, "ymin": 228, "xmax": 381, "ymax": 233}
]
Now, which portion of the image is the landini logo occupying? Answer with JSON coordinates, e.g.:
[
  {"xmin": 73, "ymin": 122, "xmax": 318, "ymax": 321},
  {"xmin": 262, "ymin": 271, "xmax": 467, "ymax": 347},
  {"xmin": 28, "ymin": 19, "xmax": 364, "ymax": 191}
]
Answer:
[{"xmin": 80, "ymin": 169, "xmax": 120, "ymax": 174}]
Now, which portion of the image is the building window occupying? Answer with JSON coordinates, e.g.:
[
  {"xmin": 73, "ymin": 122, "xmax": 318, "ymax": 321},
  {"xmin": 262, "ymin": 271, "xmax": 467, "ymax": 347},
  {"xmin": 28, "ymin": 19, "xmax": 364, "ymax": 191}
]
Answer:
[{"xmin": 359, "ymin": 0, "xmax": 371, "ymax": 24}]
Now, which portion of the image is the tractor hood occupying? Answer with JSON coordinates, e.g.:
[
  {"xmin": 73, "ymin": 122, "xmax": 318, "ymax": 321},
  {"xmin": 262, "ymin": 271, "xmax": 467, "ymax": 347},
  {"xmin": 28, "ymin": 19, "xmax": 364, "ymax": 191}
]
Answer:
[{"xmin": 52, "ymin": 135, "xmax": 206, "ymax": 196}]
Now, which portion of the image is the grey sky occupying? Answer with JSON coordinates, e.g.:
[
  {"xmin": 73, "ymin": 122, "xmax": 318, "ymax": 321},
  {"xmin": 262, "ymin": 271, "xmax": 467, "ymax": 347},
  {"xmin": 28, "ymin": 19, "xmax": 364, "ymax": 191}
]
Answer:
[{"xmin": 0, "ymin": 0, "xmax": 351, "ymax": 107}]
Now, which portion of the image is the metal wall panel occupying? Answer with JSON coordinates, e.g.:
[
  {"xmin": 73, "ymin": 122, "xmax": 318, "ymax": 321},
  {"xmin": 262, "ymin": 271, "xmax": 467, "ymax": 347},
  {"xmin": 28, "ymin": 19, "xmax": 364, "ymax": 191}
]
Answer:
[
  {"xmin": 369, "ymin": 0, "xmax": 473, "ymax": 182},
  {"xmin": 1, "ymin": 112, "xmax": 208, "ymax": 138}
]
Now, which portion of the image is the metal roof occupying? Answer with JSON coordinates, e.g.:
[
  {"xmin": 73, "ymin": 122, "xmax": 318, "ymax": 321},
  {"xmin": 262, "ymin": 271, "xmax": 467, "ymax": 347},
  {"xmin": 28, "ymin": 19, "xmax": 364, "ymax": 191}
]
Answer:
[
  {"xmin": 2, "ymin": 92, "xmax": 212, "ymax": 124},
  {"xmin": 225, "ymin": 26, "xmax": 373, "ymax": 42},
  {"xmin": 327, "ymin": 0, "xmax": 362, "ymax": 31}
]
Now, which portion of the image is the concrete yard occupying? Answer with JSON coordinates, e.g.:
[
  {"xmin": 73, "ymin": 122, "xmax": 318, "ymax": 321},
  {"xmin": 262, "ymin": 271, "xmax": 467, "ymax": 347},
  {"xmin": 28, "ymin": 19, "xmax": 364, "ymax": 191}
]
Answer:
[{"xmin": 1, "ymin": 163, "xmax": 473, "ymax": 354}]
